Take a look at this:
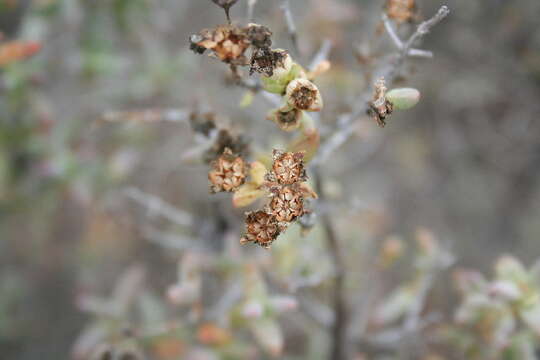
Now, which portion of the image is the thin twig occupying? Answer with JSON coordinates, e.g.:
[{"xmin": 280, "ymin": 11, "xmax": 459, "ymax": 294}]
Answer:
[
  {"xmin": 280, "ymin": 0, "xmax": 299, "ymax": 54},
  {"xmin": 308, "ymin": 39, "xmax": 332, "ymax": 71},
  {"xmin": 124, "ymin": 187, "xmax": 193, "ymax": 227},
  {"xmin": 314, "ymin": 167, "xmax": 348, "ymax": 360},
  {"xmin": 314, "ymin": 5, "xmax": 449, "ymax": 165},
  {"xmin": 247, "ymin": 0, "xmax": 257, "ymax": 22}
]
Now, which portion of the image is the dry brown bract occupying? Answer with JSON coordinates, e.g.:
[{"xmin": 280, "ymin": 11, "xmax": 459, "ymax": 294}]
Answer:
[
  {"xmin": 190, "ymin": 25, "xmax": 251, "ymax": 65},
  {"xmin": 250, "ymin": 47, "xmax": 288, "ymax": 76},
  {"xmin": 268, "ymin": 185, "xmax": 305, "ymax": 223},
  {"xmin": 208, "ymin": 148, "xmax": 248, "ymax": 193},
  {"xmin": 268, "ymin": 150, "xmax": 306, "ymax": 185},
  {"xmin": 368, "ymin": 77, "xmax": 393, "ymax": 127},
  {"xmin": 385, "ymin": 0, "xmax": 418, "ymax": 24},
  {"xmin": 240, "ymin": 211, "xmax": 281, "ymax": 248}
]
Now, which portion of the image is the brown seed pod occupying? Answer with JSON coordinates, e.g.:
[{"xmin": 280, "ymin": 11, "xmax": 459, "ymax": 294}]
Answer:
[
  {"xmin": 240, "ymin": 210, "xmax": 282, "ymax": 248},
  {"xmin": 368, "ymin": 77, "xmax": 394, "ymax": 127},
  {"xmin": 268, "ymin": 149, "xmax": 306, "ymax": 185},
  {"xmin": 208, "ymin": 148, "xmax": 248, "ymax": 193},
  {"xmin": 268, "ymin": 184, "xmax": 305, "ymax": 223},
  {"xmin": 285, "ymin": 79, "xmax": 323, "ymax": 112},
  {"xmin": 190, "ymin": 25, "xmax": 250, "ymax": 65},
  {"xmin": 249, "ymin": 47, "xmax": 289, "ymax": 76}
]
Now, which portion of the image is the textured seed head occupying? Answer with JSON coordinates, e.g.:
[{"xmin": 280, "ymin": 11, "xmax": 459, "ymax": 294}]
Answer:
[
  {"xmin": 190, "ymin": 25, "xmax": 250, "ymax": 65},
  {"xmin": 208, "ymin": 148, "xmax": 248, "ymax": 193},
  {"xmin": 240, "ymin": 211, "xmax": 281, "ymax": 248},
  {"xmin": 269, "ymin": 149, "xmax": 306, "ymax": 185},
  {"xmin": 268, "ymin": 185, "xmax": 305, "ymax": 223},
  {"xmin": 285, "ymin": 79, "xmax": 323, "ymax": 112},
  {"xmin": 267, "ymin": 107, "xmax": 303, "ymax": 132}
]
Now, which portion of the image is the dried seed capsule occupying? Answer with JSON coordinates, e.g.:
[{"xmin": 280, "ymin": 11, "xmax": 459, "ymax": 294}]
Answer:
[
  {"xmin": 268, "ymin": 184, "xmax": 305, "ymax": 223},
  {"xmin": 266, "ymin": 107, "xmax": 303, "ymax": 132},
  {"xmin": 285, "ymin": 79, "xmax": 323, "ymax": 112},
  {"xmin": 240, "ymin": 211, "xmax": 281, "ymax": 248},
  {"xmin": 208, "ymin": 148, "xmax": 248, "ymax": 193},
  {"xmin": 189, "ymin": 25, "xmax": 250, "ymax": 65},
  {"xmin": 269, "ymin": 149, "xmax": 306, "ymax": 185}
]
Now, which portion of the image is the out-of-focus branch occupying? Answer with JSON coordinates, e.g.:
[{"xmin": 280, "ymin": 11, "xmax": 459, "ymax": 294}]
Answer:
[
  {"xmin": 280, "ymin": 0, "xmax": 299, "ymax": 54},
  {"xmin": 314, "ymin": 167, "xmax": 348, "ymax": 360},
  {"xmin": 314, "ymin": 5, "xmax": 450, "ymax": 165},
  {"xmin": 101, "ymin": 108, "xmax": 190, "ymax": 123},
  {"xmin": 247, "ymin": 0, "xmax": 257, "ymax": 22},
  {"xmin": 124, "ymin": 187, "xmax": 193, "ymax": 227}
]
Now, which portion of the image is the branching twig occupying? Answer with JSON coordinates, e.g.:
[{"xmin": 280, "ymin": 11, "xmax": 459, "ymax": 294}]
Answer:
[
  {"xmin": 124, "ymin": 187, "xmax": 193, "ymax": 227},
  {"xmin": 314, "ymin": 167, "xmax": 348, "ymax": 360},
  {"xmin": 280, "ymin": 0, "xmax": 299, "ymax": 54},
  {"xmin": 314, "ymin": 5, "xmax": 450, "ymax": 165}
]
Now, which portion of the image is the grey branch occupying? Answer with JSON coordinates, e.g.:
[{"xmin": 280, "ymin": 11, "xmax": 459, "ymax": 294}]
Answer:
[
  {"xmin": 280, "ymin": 0, "xmax": 299, "ymax": 53},
  {"xmin": 247, "ymin": 0, "xmax": 257, "ymax": 22},
  {"xmin": 314, "ymin": 5, "xmax": 449, "ymax": 165},
  {"xmin": 124, "ymin": 187, "xmax": 193, "ymax": 227}
]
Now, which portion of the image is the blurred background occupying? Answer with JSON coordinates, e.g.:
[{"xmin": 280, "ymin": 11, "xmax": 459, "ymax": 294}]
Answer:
[{"xmin": 1, "ymin": 0, "xmax": 539, "ymax": 359}]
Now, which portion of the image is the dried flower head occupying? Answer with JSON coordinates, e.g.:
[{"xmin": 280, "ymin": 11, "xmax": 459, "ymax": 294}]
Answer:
[
  {"xmin": 385, "ymin": 0, "xmax": 418, "ymax": 24},
  {"xmin": 208, "ymin": 148, "xmax": 248, "ymax": 193},
  {"xmin": 268, "ymin": 150, "xmax": 306, "ymax": 185},
  {"xmin": 240, "ymin": 210, "xmax": 281, "ymax": 248},
  {"xmin": 246, "ymin": 23, "xmax": 273, "ymax": 49},
  {"xmin": 368, "ymin": 77, "xmax": 393, "ymax": 127},
  {"xmin": 268, "ymin": 184, "xmax": 305, "ymax": 223},
  {"xmin": 267, "ymin": 107, "xmax": 303, "ymax": 132},
  {"xmin": 190, "ymin": 25, "xmax": 250, "ymax": 65},
  {"xmin": 250, "ymin": 47, "xmax": 290, "ymax": 77},
  {"xmin": 285, "ymin": 78, "xmax": 323, "ymax": 112}
]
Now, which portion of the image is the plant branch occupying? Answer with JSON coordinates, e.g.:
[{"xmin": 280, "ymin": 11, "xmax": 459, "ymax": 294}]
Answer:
[
  {"xmin": 314, "ymin": 167, "xmax": 348, "ymax": 360},
  {"xmin": 280, "ymin": 0, "xmax": 299, "ymax": 54},
  {"xmin": 314, "ymin": 5, "xmax": 450, "ymax": 165}
]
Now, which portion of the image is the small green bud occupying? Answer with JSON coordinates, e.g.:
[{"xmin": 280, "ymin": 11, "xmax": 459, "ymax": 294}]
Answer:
[{"xmin": 385, "ymin": 88, "xmax": 420, "ymax": 110}]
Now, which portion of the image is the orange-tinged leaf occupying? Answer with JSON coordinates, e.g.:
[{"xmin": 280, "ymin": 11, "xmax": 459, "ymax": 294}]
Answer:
[{"xmin": 0, "ymin": 41, "xmax": 41, "ymax": 66}]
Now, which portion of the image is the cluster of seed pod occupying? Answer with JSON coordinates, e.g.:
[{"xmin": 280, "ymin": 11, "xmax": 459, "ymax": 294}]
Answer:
[{"xmin": 240, "ymin": 149, "xmax": 317, "ymax": 248}]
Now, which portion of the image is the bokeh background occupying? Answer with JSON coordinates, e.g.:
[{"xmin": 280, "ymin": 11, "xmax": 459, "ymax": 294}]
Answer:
[{"xmin": 1, "ymin": 0, "xmax": 540, "ymax": 359}]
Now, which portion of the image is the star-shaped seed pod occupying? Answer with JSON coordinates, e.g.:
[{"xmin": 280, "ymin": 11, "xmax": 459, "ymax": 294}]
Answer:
[
  {"xmin": 208, "ymin": 148, "xmax": 248, "ymax": 193},
  {"xmin": 240, "ymin": 211, "xmax": 282, "ymax": 248},
  {"xmin": 190, "ymin": 25, "xmax": 251, "ymax": 65},
  {"xmin": 266, "ymin": 150, "xmax": 307, "ymax": 186},
  {"xmin": 267, "ymin": 184, "xmax": 306, "ymax": 223}
]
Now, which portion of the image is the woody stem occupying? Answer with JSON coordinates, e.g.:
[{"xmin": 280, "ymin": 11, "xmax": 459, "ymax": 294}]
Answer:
[{"xmin": 313, "ymin": 167, "xmax": 348, "ymax": 360}]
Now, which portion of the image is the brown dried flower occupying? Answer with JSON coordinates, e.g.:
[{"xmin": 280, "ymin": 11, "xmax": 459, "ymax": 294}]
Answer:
[
  {"xmin": 190, "ymin": 25, "xmax": 250, "ymax": 65},
  {"xmin": 385, "ymin": 0, "xmax": 418, "ymax": 24},
  {"xmin": 266, "ymin": 107, "xmax": 303, "ymax": 132},
  {"xmin": 249, "ymin": 47, "xmax": 289, "ymax": 76},
  {"xmin": 368, "ymin": 77, "xmax": 393, "ymax": 127},
  {"xmin": 268, "ymin": 184, "xmax": 305, "ymax": 223},
  {"xmin": 240, "ymin": 211, "xmax": 281, "ymax": 248},
  {"xmin": 285, "ymin": 79, "xmax": 323, "ymax": 112},
  {"xmin": 208, "ymin": 148, "xmax": 248, "ymax": 193},
  {"xmin": 268, "ymin": 150, "xmax": 306, "ymax": 185},
  {"xmin": 246, "ymin": 23, "xmax": 273, "ymax": 49}
]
